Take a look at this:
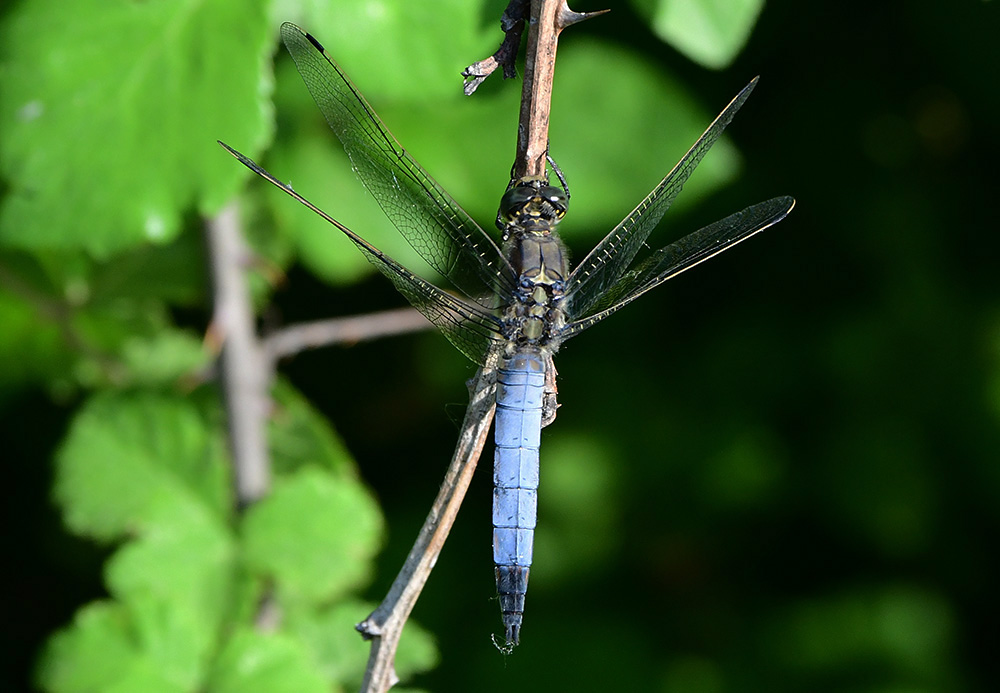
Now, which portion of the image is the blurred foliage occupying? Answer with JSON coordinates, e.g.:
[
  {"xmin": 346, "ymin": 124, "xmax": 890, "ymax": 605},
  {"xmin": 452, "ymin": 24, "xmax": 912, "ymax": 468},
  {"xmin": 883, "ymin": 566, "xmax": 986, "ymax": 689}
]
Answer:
[
  {"xmin": 634, "ymin": 0, "xmax": 766, "ymax": 69},
  {"xmin": 2, "ymin": 0, "xmax": 998, "ymax": 692}
]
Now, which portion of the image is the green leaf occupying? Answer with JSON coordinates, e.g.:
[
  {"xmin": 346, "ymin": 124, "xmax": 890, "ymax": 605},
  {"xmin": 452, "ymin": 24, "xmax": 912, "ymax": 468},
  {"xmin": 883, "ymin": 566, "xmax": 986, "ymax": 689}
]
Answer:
[
  {"xmin": 103, "ymin": 495, "xmax": 236, "ymax": 689},
  {"xmin": 46, "ymin": 392, "xmax": 240, "ymax": 691},
  {"xmin": 54, "ymin": 391, "xmax": 231, "ymax": 541},
  {"xmin": 206, "ymin": 629, "xmax": 329, "ymax": 693},
  {"xmin": 551, "ymin": 39, "xmax": 742, "ymax": 239},
  {"xmin": 294, "ymin": 0, "xmax": 497, "ymax": 101},
  {"xmin": 241, "ymin": 466, "xmax": 383, "ymax": 604},
  {"xmin": 1, "ymin": 237, "xmax": 212, "ymax": 391},
  {"xmin": 637, "ymin": 0, "xmax": 766, "ymax": 69},
  {"xmin": 86, "ymin": 229, "xmax": 212, "ymax": 307},
  {"xmin": 35, "ymin": 602, "xmax": 186, "ymax": 693},
  {"xmin": 0, "ymin": 284, "xmax": 69, "ymax": 397},
  {"xmin": 118, "ymin": 329, "xmax": 210, "ymax": 387},
  {"xmin": 0, "ymin": 0, "xmax": 272, "ymax": 255},
  {"xmin": 286, "ymin": 600, "xmax": 438, "ymax": 686},
  {"xmin": 269, "ymin": 379, "xmax": 358, "ymax": 477},
  {"xmin": 284, "ymin": 600, "xmax": 371, "ymax": 685}
]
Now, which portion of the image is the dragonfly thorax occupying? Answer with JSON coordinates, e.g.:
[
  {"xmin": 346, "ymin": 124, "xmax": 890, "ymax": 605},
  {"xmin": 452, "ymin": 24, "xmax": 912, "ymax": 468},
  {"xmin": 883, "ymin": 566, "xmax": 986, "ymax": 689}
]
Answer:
[{"xmin": 502, "ymin": 228, "xmax": 570, "ymax": 353}]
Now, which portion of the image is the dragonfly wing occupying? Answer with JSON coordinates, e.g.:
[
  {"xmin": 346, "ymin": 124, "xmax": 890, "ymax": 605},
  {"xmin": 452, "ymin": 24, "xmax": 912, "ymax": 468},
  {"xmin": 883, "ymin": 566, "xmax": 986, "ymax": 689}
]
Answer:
[
  {"xmin": 560, "ymin": 196, "xmax": 795, "ymax": 341},
  {"xmin": 220, "ymin": 142, "xmax": 503, "ymax": 364},
  {"xmin": 280, "ymin": 22, "xmax": 515, "ymax": 307},
  {"xmin": 565, "ymin": 78, "xmax": 759, "ymax": 317}
]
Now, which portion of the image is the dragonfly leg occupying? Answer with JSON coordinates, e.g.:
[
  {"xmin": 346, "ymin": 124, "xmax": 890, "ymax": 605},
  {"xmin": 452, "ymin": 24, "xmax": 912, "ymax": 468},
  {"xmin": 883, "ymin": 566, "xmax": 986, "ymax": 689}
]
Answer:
[
  {"xmin": 541, "ymin": 351, "xmax": 559, "ymax": 428},
  {"xmin": 546, "ymin": 153, "xmax": 571, "ymax": 203}
]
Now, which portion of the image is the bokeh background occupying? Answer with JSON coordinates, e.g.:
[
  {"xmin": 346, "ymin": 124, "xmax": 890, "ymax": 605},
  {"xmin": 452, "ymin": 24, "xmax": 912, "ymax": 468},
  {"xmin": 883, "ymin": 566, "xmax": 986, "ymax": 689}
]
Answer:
[{"xmin": 3, "ymin": 0, "xmax": 998, "ymax": 691}]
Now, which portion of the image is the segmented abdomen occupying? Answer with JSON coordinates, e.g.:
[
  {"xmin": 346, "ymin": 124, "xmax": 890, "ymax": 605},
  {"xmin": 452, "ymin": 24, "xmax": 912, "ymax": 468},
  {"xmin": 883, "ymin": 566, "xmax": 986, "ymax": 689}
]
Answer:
[{"xmin": 493, "ymin": 350, "xmax": 545, "ymax": 646}]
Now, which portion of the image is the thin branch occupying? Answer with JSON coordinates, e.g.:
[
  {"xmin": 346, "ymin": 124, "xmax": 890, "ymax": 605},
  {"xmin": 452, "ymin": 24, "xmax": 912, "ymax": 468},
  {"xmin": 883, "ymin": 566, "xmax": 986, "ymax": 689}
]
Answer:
[
  {"xmin": 262, "ymin": 307, "xmax": 433, "ymax": 365},
  {"xmin": 205, "ymin": 203, "xmax": 272, "ymax": 507},
  {"xmin": 356, "ymin": 357, "xmax": 497, "ymax": 691},
  {"xmin": 515, "ymin": 0, "xmax": 609, "ymax": 179}
]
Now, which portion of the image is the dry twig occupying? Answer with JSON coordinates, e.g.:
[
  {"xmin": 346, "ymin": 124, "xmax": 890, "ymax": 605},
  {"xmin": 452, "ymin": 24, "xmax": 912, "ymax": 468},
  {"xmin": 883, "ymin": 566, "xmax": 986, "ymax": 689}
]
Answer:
[
  {"xmin": 355, "ymin": 359, "xmax": 498, "ymax": 691},
  {"xmin": 262, "ymin": 307, "xmax": 433, "ymax": 363}
]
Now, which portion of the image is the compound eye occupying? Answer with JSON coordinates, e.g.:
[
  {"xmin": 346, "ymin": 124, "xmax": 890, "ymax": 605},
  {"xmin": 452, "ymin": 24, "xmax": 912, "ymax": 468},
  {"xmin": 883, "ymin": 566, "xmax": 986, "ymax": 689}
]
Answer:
[
  {"xmin": 539, "ymin": 186, "xmax": 568, "ymax": 214},
  {"xmin": 498, "ymin": 186, "xmax": 534, "ymax": 221}
]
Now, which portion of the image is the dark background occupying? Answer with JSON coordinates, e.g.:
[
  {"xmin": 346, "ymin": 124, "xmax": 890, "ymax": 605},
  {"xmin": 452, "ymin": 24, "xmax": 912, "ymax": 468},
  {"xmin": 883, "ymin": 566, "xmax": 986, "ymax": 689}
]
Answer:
[{"xmin": 6, "ymin": 0, "xmax": 999, "ymax": 691}]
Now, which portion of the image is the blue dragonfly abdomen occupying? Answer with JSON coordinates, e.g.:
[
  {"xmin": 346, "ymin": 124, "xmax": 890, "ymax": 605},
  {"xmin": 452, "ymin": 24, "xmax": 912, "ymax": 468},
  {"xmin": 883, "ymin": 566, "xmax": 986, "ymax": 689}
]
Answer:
[{"xmin": 492, "ymin": 350, "xmax": 546, "ymax": 646}]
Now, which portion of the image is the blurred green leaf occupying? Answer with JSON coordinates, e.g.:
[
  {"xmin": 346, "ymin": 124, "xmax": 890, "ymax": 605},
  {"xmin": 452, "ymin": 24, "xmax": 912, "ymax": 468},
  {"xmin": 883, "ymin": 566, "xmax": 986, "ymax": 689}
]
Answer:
[
  {"xmin": 636, "ymin": 0, "xmax": 766, "ymax": 69},
  {"xmin": 54, "ymin": 392, "xmax": 231, "ymax": 541},
  {"xmin": 241, "ymin": 466, "xmax": 383, "ymax": 604},
  {"xmin": 35, "ymin": 599, "xmax": 203, "ymax": 693},
  {"xmin": 0, "ymin": 0, "xmax": 273, "ymax": 255},
  {"xmin": 292, "ymin": 0, "xmax": 497, "ymax": 101},
  {"xmin": 551, "ymin": 39, "xmax": 742, "ymax": 240},
  {"xmin": 103, "ymin": 496, "xmax": 235, "ymax": 689},
  {"xmin": 0, "ymin": 285, "xmax": 69, "ymax": 396},
  {"xmin": 86, "ymin": 230, "xmax": 210, "ymax": 307},
  {"xmin": 119, "ymin": 329, "xmax": 210, "ymax": 387},
  {"xmin": 206, "ymin": 629, "xmax": 329, "ymax": 693},
  {"xmin": 286, "ymin": 599, "xmax": 438, "ymax": 686},
  {"xmin": 699, "ymin": 426, "xmax": 787, "ymax": 511},
  {"xmin": 766, "ymin": 585, "xmax": 956, "ymax": 680},
  {"xmin": 269, "ymin": 378, "xmax": 358, "ymax": 477},
  {"xmin": 534, "ymin": 433, "xmax": 622, "ymax": 584}
]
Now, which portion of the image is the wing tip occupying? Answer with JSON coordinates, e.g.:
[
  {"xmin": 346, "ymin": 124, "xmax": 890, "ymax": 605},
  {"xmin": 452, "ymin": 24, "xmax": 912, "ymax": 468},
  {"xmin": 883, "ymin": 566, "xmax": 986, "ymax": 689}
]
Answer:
[{"xmin": 281, "ymin": 21, "xmax": 326, "ymax": 53}]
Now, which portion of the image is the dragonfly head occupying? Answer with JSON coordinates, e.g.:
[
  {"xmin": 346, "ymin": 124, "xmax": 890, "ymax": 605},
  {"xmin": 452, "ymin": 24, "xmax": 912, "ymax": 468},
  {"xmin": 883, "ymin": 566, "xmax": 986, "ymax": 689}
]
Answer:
[{"xmin": 497, "ymin": 178, "xmax": 568, "ymax": 235}]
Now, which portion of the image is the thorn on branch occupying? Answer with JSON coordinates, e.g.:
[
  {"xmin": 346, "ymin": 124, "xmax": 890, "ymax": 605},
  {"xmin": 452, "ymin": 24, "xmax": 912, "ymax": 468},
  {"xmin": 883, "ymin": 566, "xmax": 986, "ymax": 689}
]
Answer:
[{"xmin": 556, "ymin": 4, "xmax": 610, "ymax": 31}]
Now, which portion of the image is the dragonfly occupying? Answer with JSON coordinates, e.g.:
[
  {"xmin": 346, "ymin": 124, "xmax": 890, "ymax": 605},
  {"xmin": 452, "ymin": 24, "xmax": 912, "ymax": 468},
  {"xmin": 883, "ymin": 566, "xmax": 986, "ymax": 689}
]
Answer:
[{"xmin": 221, "ymin": 22, "xmax": 794, "ymax": 649}]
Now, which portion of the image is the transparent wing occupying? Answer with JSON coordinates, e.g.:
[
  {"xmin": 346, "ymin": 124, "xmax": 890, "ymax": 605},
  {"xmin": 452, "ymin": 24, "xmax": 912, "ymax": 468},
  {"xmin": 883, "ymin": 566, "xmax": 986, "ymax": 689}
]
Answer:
[
  {"xmin": 565, "ymin": 78, "xmax": 759, "ymax": 316},
  {"xmin": 220, "ymin": 142, "xmax": 503, "ymax": 364},
  {"xmin": 281, "ymin": 23, "xmax": 514, "ymax": 308},
  {"xmin": 560, "ymin": 196, "xmax": 795, "ymax": 341}
]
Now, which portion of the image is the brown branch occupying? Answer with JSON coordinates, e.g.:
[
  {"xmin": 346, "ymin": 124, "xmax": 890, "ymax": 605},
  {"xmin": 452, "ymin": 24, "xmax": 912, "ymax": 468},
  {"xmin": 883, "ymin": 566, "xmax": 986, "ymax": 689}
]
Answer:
[
  {"xmin": 356, "ymin": 357, "xmax": 498, "ymax": 692},
  {"xmin": 515, "ymin": 1, "xmax": 609, "ymax": 179},
  {"xmin": 262, "ymin": 307, "xmax": 433, "ymax": 364},
  {"xmin": 205, "ymin": 203, "xmax": 272, "ymax": 508}
]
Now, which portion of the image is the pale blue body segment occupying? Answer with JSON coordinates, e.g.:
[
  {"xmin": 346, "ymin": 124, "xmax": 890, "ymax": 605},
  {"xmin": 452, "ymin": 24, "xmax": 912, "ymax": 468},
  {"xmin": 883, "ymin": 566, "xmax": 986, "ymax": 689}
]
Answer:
[{"xmin": 492, "ymin": 351, "xmax": 545, "ymax": 643}]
